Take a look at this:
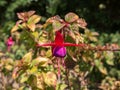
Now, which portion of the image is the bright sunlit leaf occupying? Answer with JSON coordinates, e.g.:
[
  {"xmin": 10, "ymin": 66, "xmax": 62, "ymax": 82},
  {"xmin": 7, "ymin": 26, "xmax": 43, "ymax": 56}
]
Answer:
[
  {"xmin": 43, "ymin": 72, "xmax": 57, "ymax": 86},
  {"xmin": 31, "ymin": 56, "xmax": 49, "ymax": 67},
  {"xmin": 22, "ymin": 52, "xmax": 32, "ymax": 64},
  {"xmin": 28, "ymin": 15, "xmax": 41, "ymax": 24},
  {"xmin": 27, "ymin": 23, "xmax": 36, "ymax": 31}
]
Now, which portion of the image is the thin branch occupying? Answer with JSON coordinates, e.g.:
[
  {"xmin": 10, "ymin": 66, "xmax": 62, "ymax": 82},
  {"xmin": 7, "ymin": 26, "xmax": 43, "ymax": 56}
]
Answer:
[{"xmin": 78, "ymin": 44, "xmax": 120, "ymax": 52}]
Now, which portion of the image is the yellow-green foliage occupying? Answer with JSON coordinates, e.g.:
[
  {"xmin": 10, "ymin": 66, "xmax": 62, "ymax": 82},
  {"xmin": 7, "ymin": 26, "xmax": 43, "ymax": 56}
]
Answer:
[{"xmin": 0, "ymin": 11, "xmax": 120, "ymax": 90}]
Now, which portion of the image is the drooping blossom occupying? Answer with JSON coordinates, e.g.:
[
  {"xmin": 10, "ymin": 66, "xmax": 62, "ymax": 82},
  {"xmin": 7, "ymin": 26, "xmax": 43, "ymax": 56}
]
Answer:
[
  {"xmin": 37, "ymin": 31, "xmax": 85, "ymax": 80},
  {"xmin": 6, "ymin": 37, "xmax": 14, "ymax": 51},
  {"xmin": 37, "ymin": 31, "xmax": 85, "ymax": 57}
]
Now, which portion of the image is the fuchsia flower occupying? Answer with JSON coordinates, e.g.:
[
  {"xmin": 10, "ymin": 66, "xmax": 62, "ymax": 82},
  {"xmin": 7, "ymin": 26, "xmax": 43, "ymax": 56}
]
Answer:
[
  {"xmin": 6, "ymin": 37, "xmax": 14, "ymax": 51},
  {"xmin": 37, "ymin": 31, "xmax": 85, "ymax": 57},
  {"xmin": 37, "ymin": 31, "xmax": 86, "ymax": 81},
  {"xmin": 37, "ymin": 31, "xmax": 85, "ymax": 81}
]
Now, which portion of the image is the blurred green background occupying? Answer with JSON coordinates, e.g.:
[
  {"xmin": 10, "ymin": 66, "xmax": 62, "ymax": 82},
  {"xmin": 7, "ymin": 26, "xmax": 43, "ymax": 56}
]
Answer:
[{"xmin": 0, "ymin": 0, "xmax": 120, "ymax": 33}]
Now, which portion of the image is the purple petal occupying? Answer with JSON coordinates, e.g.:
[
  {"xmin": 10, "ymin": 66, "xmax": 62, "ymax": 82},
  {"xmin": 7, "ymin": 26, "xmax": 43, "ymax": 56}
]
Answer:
[{"xmin": 52, "ymin": 46, "xmax": 66, "ymax": 57}]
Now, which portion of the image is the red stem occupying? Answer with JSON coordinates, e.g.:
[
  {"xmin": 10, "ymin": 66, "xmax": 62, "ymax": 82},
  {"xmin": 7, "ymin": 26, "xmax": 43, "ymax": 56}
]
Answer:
[{"xmin": 62, "ymin": 58, "xmax": 65, "ymax": 68}]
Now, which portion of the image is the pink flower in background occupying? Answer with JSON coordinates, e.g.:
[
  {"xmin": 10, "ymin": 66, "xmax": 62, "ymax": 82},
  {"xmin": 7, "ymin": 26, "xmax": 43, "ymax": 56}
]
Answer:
[{"xmin": 6, "ymin": 37, "xmax": 14, "ymax": 51}]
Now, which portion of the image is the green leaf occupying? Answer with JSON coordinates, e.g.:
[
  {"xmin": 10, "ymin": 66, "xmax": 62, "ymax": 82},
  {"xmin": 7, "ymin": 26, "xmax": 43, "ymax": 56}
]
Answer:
[
  {"xmin": 23, "ymin": 87, "xmax": 30, "ymax": 90},
  {"xmin": 19, "ymin": 86, "xmax": 25, "ymax": 90},
  {"xmin": 85, "ymin": 29, "xmax": 98, "ymax": 42},
  {"xmin": 39, "ymin": 36, "xmax": 48, "ymax": 43},
  {"xmin": 5, "ymin": 65, "xmax": 13, "ymax": 71},
  {"xmin": 31, "ymin": 56, "xmax": 49, "ymax": 67},
  {"xmin": 29, "ymin": 72, "xmax": 45, "ymax": 90},
  {"xmin": 65, "ymin": 12, "xmax": 79, "ymax": 23},
  {"xmin": 27, "ymin": 23, "xmax": 36, "ymax": 32},
  {"xmin": 20, "ymin": 73, "xmax": 29, "ymax": 83},
  {"xmin": 27, "ymin": 67, "xmax": 38, "ymax": 74},
  {"xmin": 27, "ymin": 75, "xmax": 37, "ymax": 88},
  {"xmin": 28, "ymin": 15, "xmax": 41, "ymax": 24},
  {"xmin": 70, "ymin": 23, "xmax": 79, "ymax": 31},
  {"xmin": 43, "ymin": 72, "xmax": 57, "ymax": 86},
  {"xmin": 56, "ymin": 83, "xmax": 67, "ymax": 90},
  {"xmin": 11, "ymin": 25, "xmax": 19, "ymax": 33},
  {"xmin": 105, "ymin": 51, "xmax": 114, "ymax": 65},
  {"xmin": 32, "ymin": 32, "xmax": 39, "ymax": 39},
  {"xmin": 94, "ymin": 59, "xmax": 108, "ymax": 75},
  {"xmin": 53, "ymin": 20, "xmax": 65, "ymax": 30},
  {"xmin": 22, "ymin": 52, "xmax": 32, "ymax": 64},
  {"xmin": 46, "ymin": 49, "xmax": 52, "ymax": 57}
]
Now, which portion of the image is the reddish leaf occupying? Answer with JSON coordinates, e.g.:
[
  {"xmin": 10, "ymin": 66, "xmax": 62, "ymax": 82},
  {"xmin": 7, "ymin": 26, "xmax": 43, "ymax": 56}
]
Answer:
[
  {"xmin": 17, "ymin": 12, "xmax": 25, "ymax": 20},
  {"xmin": 17, "ymin": 11, "xmax": 35, "ymax": 21},
  {"xmin": 65, "ymin": 12, "xmax": 79, "ymax": 23},
  {"xmin": 53, "ymin": 21, "xmax": 65, "ymax": 30},
  {"xmin": 27, "ymin": 10, "xmax": 36, "ymax": 17},
  {"xmin": 77, "ymin": 18, "xmax": 87, "ymax": 29}
]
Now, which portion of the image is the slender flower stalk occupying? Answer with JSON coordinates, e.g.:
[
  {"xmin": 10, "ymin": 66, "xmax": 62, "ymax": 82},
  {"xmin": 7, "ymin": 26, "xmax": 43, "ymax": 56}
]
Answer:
[{"xmin": 57, "ymin": 57, "xmax": 61, "ymax": 82}]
